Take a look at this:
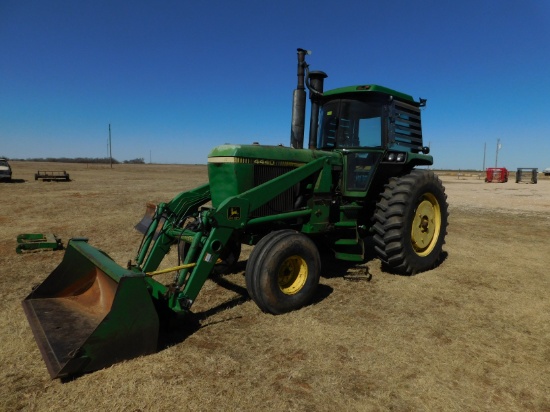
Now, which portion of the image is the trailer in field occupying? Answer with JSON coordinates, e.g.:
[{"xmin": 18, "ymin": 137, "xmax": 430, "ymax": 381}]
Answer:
[{"xmin": 35, "ymin": 170, "xmax": 70, "ymax": 181}]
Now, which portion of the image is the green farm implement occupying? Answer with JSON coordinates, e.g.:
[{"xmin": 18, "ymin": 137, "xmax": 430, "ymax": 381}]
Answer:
[
  {"xmin": 23, "ymin": 49, "xmax": 448, "ymax": 378},
  {"xmin": 16, "ymin": 233, "xmax": 64, "ymax": 254}
]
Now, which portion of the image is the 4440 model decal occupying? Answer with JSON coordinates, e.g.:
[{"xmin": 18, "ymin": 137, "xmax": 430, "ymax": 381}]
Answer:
[{"xmin": 208, "ymin": 156, "xmax": 304, "ymax": 168}]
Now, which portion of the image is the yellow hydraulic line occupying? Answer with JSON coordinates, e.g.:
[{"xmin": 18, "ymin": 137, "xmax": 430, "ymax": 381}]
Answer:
[{"xmin": 146, "ymin": 259, "xmax": 222, "ymax": 277}]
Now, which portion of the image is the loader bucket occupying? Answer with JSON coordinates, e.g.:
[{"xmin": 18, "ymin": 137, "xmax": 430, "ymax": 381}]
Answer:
[{"xmin": 22, "ymin": 239, "xmax": 159, "ymax": 379}]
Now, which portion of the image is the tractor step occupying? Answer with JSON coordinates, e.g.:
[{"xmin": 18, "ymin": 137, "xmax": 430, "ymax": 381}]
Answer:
[
  {"xmin": 332, "ymin": 225, "xmax": 364, "ymax": 262},
  {"xmin": 334, "ymin": 238, "xmax": 358, "ymax": 246},
  {"xmin": 334, "ymin": 221, "xmax": 357, "ymax": 228},
  {"xmin": 334, "ymin": 251, "xmax": 364, "ymax": 262}
]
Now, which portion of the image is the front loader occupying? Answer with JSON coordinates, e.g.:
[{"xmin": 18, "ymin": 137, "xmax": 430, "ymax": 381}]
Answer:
[{"xmin": 23, "ymin": 49, "xmax": 448, "ymax": 379}]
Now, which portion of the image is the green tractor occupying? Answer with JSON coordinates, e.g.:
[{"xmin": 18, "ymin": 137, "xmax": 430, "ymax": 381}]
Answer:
[{"xmin": 23, "ymin": 49, "xmax": 448, "ymax": 378}]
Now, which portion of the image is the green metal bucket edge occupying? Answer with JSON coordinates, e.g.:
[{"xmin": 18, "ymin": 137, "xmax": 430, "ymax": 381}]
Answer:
[{"xmin": 22, "ymin": 239, "xmax": 160, "ymax": 379}]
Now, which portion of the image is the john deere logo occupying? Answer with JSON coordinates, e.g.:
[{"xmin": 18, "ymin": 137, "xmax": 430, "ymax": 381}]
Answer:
[{"xmin": 228, "ymin": 207, "xmax": 241, "ymax": 220}]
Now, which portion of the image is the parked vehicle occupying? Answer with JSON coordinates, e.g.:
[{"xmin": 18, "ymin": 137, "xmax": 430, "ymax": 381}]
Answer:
[{"xmin": 0, "ymin": 158, "xmax": 12, "ymax": 182}]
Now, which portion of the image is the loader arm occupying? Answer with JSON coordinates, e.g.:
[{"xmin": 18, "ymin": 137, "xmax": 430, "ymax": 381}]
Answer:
[
  {"xmin": 136, "ymin": 183, "xmax": 211, "ymax": 272},
  {"xmin": 156, "ymin": 155, "xmax": 335, "ymax": 312}
]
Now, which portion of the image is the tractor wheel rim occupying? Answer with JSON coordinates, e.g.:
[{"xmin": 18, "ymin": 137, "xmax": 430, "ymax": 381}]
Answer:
[
  {"xmin": 411, "ymin": 193, "xmax": 441, "ymax": 257},
  {"xmin": 278, "ymin": 255, "xmax": 308, "ymax": 295}
]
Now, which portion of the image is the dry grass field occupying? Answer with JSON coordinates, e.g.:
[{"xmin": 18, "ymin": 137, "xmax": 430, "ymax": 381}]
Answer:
[{"xmin": 1, "ymin": 161, "xmax": 549, "ymax": 411}]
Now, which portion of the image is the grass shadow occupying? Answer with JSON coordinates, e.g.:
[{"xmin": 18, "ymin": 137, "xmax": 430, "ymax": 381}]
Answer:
[
  {"xmin": 381, "ymin": 250, "xmax": 449, "ymax": 276},
  {"xmin": 157, "ymin": 274, "xmax": 250, "ymax": 350},
  {"xmin": 2, "ymin": 178, "xmax": 26, "ymax": 184}
]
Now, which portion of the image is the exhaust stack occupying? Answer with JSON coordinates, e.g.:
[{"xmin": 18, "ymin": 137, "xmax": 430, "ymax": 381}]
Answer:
[{"xmin": 290, "ymin": 48, "xmax": 309, "ymax": 149}]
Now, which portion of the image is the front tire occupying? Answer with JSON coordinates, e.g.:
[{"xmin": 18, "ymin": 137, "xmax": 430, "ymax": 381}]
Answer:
[
  {"xmin": 372, "ymin": 169, "xmax": 449, "ymax": 275},
  {"xmin": 245, "ymin": 230, "xmax": 321, "ymax": 314}
]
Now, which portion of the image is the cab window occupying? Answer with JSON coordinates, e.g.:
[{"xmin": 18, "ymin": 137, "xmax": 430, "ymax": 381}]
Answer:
[{"xmin": 317, "ymin": 99, "xmax": 385, "ymax": 149}]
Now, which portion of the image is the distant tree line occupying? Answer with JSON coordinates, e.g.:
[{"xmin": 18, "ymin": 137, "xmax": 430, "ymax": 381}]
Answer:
[{"xmin": 6, "ymin": 157, "xmax": 146, "ymax": 164}]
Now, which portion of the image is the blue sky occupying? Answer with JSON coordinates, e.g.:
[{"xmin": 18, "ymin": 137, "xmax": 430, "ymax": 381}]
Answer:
[{"xmin": 1, "ymin": 0, "xmax": 549, "ymax": 170}]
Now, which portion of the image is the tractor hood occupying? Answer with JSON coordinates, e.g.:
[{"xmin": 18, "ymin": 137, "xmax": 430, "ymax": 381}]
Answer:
[
  {"xmin": 207, "ymin": 144, "xmax": 340, "ymax": 210},
  {"xmin": 208, "ymin": 144, "xmax": 339, "ymax": 165}
]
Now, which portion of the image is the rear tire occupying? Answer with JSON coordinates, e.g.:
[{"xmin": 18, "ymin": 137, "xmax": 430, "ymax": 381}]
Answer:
[
  {"xmin": 245, "ymin": 230, "xmax": 321, "ymax": 314},
  {"xmin": 372, "ymin": 169, "xmax": 448, "ymax": 275}
]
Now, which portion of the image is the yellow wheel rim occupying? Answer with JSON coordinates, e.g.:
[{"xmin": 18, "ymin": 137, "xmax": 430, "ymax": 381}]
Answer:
[
  {"xmin": 278, "ymin": 255, "xmax": 308, "ymax": 295},
  {"xmin": 411, "ymin": 193, "xmax": 441, "ymax": 257}
]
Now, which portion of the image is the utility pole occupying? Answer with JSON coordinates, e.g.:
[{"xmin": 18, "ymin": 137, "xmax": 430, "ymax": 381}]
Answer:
[
  {"xmin": 483, "ymin": 142, "xmax": 486, "ymax": 171},
  {"xmin": 495, "ymin": 138, "xmax": 500, "ymax": 168},
  {"xmin": 109, "ymin": 124, "xmax": 112, "ymax": 169}
]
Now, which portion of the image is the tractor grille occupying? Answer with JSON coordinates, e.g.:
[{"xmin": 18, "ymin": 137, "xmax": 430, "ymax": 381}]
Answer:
[{"xmin": 252, "ymin": 165, "xmax": 296, "ymax": 218}]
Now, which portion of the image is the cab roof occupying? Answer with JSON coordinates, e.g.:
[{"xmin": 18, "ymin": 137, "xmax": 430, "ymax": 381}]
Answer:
[{"xmin": 323, "ymin": 84, "xmax": 415, "ymax": 104}]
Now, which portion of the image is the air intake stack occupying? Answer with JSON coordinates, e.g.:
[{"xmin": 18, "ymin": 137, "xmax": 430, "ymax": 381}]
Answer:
[{"xmin": 307, "ymin": 71, "xmax": 327, "ymax": 149}]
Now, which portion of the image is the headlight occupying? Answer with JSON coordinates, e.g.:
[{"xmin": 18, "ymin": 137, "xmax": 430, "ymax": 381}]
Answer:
[{"xmin": 384, "ymin": 152, "xmax": 406, "ymax": 162}]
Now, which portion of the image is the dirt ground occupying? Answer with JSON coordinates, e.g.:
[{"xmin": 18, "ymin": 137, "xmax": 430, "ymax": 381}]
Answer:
[{"xmin": 0, "ymin": 162, "xmax": 549, "ymax": 411}]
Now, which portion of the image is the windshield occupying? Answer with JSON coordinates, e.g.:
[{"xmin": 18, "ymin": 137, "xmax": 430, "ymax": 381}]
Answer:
[{"xmin": 317, "ymin": 99, "xmax": 386, "ymax": 150}]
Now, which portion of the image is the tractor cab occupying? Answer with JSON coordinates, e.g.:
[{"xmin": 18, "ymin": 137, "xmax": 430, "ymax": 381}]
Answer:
[
  {"xmin": 314, "ymin": 86, "xmax": 431, "ymax": 196},
  {"xmin": 316, "ymin": 94, "xmax": 386, "ymax": 195}
]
